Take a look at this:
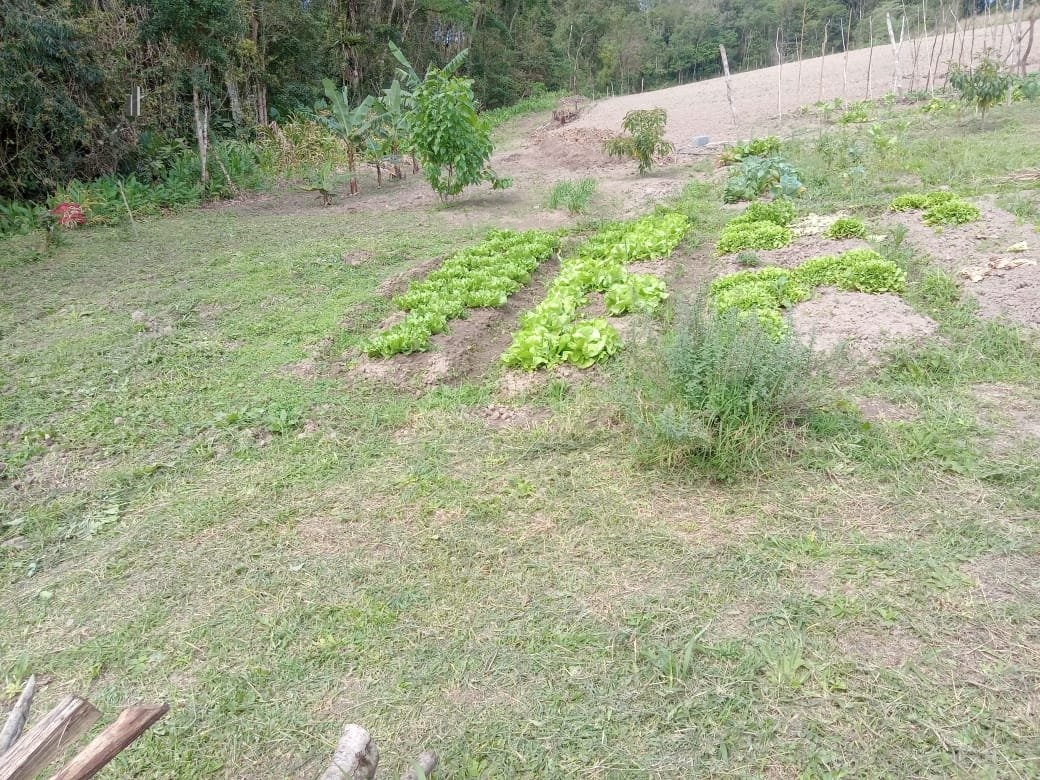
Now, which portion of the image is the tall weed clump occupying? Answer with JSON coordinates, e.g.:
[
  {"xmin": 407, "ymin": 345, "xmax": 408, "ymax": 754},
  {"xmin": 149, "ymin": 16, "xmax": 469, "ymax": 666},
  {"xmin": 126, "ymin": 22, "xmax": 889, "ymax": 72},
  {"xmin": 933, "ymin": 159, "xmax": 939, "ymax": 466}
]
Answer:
[{"xmin": 620, "ymin": 304, "xmax": 826, "ymax": 479}]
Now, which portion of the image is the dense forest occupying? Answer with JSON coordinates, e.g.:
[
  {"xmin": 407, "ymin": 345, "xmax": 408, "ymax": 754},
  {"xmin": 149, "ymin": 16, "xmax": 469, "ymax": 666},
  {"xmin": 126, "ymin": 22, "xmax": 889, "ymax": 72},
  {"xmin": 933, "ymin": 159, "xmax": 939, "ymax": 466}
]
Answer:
[{"xmin": 0, "ymin": 0, "xmax": 1023, "ymax": 199}]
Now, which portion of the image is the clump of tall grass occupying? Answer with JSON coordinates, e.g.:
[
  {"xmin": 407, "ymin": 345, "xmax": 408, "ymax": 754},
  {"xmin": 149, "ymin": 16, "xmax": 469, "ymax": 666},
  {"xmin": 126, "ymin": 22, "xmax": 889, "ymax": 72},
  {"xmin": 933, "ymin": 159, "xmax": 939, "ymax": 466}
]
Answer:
[{"xmin": 546, "ymin": 178, "xmax": 597, "ymax": 214}]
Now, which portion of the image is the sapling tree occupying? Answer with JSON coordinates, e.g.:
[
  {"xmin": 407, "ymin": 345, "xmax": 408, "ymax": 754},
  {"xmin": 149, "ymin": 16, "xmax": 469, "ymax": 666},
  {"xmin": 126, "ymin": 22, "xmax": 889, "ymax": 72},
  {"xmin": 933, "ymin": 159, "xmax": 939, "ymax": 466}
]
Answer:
[
  {"xmin": 603, "ymin": 108, "xmax": 674, "ymax": 174},
  {"xmin": 948, "ymin": 51, "xmax": 1015, "ymax": 121},
  {"xmin": 409, "ymin": 61, "xmax": 509, "ymax": 200}
]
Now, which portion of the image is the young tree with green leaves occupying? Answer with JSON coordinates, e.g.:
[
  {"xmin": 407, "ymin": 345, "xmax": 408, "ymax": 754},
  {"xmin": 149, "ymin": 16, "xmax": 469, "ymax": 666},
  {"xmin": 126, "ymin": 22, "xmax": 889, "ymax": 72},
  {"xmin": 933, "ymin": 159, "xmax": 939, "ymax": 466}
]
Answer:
[
  {"xmin": 409, "ymin": 57, "xmax": 509, "ymax": 200},
  {"xmin": 321, "ymin": 79, "xmax": 374, "ymax": 195},
  {"xmin": 603, "ymin": 108, "xmax": 674, "ymax": 174}
]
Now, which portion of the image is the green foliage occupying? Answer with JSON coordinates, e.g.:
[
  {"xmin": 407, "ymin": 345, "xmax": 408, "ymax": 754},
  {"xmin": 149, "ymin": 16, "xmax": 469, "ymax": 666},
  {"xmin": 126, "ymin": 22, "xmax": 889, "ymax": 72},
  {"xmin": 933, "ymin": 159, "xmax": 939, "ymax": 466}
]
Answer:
[
  {"xmin": 483, "ymin": 88, "xmax": 563, "ymax": 127},
  {"xmin": 825, "ymin": 217, "xmax": 868, "ymax": 239},
  {"xmin": 602, "ymin": 109, "xmax": 675, "ymax": 174},
  {"xmin": 837, "ymin": 101, "xmax": 872, "ymax": 124},
  {"xmin": 735, "ymin": 250, "xmax": 761, "ymax": 268},
  {"xmin": 410, "ymin": 63, "xmax": 507, "ymax": 199},
  {"xmin": 708, "ymin": 249, "xmax": 906, "ymax": 340},
  {"xmin": 547, "ymin": 179, "xmax": 598, "ymax": 214},
  {"xmin": 922, "ymin": 199, "xmax": 981, "ymax": 227},
  {"xmin": 621, "ymin": 305, "xmax": 824, "ymax": 478},
  {"xmin": 719, "ymin": 137, "xmax": 781, "ymax": 166},
  {"xmin": 0, "ymin": 200, "xmax": 46, "ymax": 237},
  {"xmin": 716, "ymin": 221, "xmax": 793, "ymax": 255},
  {"xmin": 948, "ymin": 53, "xmax": 1015, "ymax": 119},
  {"xmin": 365, "ymin": 229, "xmax": 558, "ymax": 357},
  {"xmin": 723, "ymin": 156, "xmax": 805, "ymax": 203},
  {"xmin": 502, "ymin": 213, "xmax": 689, "ymax": 370},
  {"xmin": 890, "ymin": 193, "xmax": 931, "ymax": 211},
  {"xmin": 729, "ymin": 199, "xmax": 797, "ymax": 227},
  {"xmin": 890, "ymin": 191, "xmax": 980, "ymax": 227}
]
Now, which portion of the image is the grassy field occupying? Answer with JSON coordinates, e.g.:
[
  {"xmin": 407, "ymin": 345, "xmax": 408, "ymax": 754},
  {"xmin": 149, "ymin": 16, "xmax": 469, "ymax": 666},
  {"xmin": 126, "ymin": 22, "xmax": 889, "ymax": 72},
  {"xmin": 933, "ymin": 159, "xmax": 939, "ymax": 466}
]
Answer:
[{"xmin": 2, "ymin": 98, "xmax": 1039, "ymax": 778}]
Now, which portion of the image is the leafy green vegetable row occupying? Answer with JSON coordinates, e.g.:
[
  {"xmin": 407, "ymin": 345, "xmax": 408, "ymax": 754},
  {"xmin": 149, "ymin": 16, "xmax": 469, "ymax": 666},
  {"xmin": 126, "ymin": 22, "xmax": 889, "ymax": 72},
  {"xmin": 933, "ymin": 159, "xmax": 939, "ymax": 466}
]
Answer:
[
  {"xmin": 710, "ymin": 248, "xmax": 907, "ymax": 340},
  {"xmin": 890, "ymin": 190, "xmax": 980, "ymax": 226},
  {"xmin": 716, "ymin": 199, "xmax": 796, "ymax": 255},
  {"xmin": 501, "ymin": 212, "xmax": 689, "ymax": 370},
  {"xmin": 365, "ymin": 228, "xmax": 559, "ymax": 357}
]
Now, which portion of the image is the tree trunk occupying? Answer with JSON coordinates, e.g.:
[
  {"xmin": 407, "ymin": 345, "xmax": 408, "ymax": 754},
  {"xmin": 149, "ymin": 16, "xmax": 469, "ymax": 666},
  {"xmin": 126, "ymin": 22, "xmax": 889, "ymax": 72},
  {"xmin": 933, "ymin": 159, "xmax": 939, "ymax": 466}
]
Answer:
[
  {"xmin": 225, "ymin": 73, "xmax": 244, "ymax": 128},
  {"xmin": 192, "ymin": 84, "xmax": 210, "ymax": 184}
]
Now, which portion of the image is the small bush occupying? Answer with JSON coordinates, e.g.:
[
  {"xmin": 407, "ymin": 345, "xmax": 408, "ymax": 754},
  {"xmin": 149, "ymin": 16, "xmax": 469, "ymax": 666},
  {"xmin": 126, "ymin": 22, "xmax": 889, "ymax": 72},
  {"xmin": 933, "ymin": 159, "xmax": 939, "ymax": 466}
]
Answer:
[
  {"xmin": 735, "ymin": 250, "xmax": 761, "ymax": 267},
  {"xmin": 825, "ymin": 217, "xmax": 868, "ymax": 240},
  {"xmin": 620, "ymin": 305, "xmax": 825, "ymax": 478},
  {"xmin": 547, "ymin": 178, "xmax": 597, "ymax": 214},
  {"xmin": 717, "ymin": 220, "xmax": 793, "ymax": 254},
  {"xmin": 949, "ymin": 53, "xmax": 1015, "ymax": 119}
]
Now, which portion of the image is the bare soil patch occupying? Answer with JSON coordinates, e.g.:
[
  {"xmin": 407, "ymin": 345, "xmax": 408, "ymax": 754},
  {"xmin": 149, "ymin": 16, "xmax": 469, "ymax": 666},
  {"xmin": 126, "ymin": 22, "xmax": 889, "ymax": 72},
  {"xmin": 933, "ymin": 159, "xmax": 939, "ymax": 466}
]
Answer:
[
  {"xmin": 566, "ymin": 21, "xmax": 1038, "ymax": 149},
  {"xmin": 963, "ymin": 553, "xmax": 1040, "ymax": 605},
  {"xmin": 789, "ymin": 289, "xmax": 938, "ymax": 360},
  {"xmin": 887, "ymin": 197, "xmax": 1040, "ymax": 328},
  {"xmin": 837, "ymin": 627, "xmax": 923, "ymax": 669}
]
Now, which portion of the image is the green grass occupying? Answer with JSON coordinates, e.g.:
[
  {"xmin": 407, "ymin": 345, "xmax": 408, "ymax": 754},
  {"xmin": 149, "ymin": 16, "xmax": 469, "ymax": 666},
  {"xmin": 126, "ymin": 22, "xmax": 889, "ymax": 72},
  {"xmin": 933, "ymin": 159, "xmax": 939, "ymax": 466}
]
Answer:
[{"xmin": 3, "ymin": 103, "xmax": 1040, "ymax": 777}]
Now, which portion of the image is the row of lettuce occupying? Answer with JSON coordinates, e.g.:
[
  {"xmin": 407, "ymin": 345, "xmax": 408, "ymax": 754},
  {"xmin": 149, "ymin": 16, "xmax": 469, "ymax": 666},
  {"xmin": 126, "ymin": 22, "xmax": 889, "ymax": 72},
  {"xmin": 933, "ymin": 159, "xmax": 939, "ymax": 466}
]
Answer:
[
  {"xmin": 362, "ymin": 177, "xmax": 978, "ymax": 369},
  {"xmin": 364, "ymin": 213, "xmax": 688, "ymax": 369}
]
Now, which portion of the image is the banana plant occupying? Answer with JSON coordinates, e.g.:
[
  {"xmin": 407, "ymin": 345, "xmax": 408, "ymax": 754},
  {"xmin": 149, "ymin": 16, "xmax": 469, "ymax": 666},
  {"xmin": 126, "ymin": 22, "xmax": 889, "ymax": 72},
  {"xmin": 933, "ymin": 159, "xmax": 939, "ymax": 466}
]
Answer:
[
  {"xmin": 370, "ymin": 78, "xmax": 413, "ymax": 179},
  {"xmin": 320, "ymin": 78, "xmax": 375, "ymax": 196}
]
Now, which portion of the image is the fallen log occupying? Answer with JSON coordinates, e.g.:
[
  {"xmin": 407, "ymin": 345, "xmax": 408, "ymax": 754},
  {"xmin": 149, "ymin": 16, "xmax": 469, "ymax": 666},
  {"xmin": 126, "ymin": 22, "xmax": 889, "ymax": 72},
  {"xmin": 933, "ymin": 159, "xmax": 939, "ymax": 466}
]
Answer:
[
  {"xmin": 0, "ymin": 696, "xmax": 100, "ymax": 780},
  {"xmin": 319, "ymin": 724, "xmax": 379, "ymax": 780},
  {"xmin": 48, "ymin": 703, "xmax": 169, "ymax": 780}
]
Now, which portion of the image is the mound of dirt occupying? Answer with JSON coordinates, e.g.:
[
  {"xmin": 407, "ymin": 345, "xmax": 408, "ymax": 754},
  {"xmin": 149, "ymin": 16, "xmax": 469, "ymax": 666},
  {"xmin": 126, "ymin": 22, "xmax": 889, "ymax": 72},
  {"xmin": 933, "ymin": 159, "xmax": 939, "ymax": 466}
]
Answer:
[
  {"xmin": 789, "ymin": 289, "xmax": 938, "ymax": 359},
  {"xmin": 889, "ymin": 197, "xmax": 1040, "ymax": 328}
]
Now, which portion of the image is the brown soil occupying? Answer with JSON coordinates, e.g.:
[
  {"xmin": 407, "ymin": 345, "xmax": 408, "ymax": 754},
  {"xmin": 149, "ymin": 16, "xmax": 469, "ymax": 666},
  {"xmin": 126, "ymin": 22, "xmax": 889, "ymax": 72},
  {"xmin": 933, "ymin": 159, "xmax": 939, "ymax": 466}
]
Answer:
[
  {"xmin": 568, "ymin": 21, "xmax": 1037, "ymax": 148},
  {"xmin": 789, "ymin": 289, "xmax": 939, "ymax": 360},
  {"xmin": 886, "ymin": 196, "xmax": 1040, "ymax": 328}
]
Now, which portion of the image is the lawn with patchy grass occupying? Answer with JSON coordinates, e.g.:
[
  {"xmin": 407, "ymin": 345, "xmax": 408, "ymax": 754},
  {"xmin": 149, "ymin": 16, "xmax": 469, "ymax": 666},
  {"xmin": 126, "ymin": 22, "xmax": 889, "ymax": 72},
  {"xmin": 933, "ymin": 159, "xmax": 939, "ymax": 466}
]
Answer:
[{"xmin": 2, "ymin": 99, "xmax": 1039, "ymax": 778}]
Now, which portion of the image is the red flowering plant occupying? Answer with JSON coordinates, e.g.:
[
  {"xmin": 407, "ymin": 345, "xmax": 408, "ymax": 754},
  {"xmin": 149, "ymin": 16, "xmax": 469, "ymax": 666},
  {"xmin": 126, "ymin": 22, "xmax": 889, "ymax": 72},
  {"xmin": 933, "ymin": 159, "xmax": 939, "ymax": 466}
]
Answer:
[{"xmin": 51, "ymin": 202, "xmax": 86, "ymax": 228}]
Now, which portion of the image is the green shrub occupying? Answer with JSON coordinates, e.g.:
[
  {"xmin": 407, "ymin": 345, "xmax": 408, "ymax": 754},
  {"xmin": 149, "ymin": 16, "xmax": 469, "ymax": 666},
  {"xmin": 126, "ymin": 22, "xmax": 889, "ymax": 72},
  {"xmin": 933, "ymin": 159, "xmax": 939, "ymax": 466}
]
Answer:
[
  {"xmin": 825, "ymin": 217, "xmax": 868, "ymax": 239},
  {"xmin": 620, "ymin": 305, "xmax": 825, "ymax": 478},
  {"xmin": 716, "ymin": 220, "xmax": 793, "ymax": 254},
  {"xmin": 547, "ymin": 178, "xmax": 597, "ymax": 214},
  {"xmin": 723, "ymin": 156, "xmax": 804, "ymax": 203},
  {"xmin": 949, "ymin": 53, "xmax": 1015, "ymax": 119},
  {"xmin": 735, "ymin": 250, "xmax": 761, "ymax": 267},
  {"xmin": 603, "ymin": 108, "xmax": 674, "ymax": 174}
]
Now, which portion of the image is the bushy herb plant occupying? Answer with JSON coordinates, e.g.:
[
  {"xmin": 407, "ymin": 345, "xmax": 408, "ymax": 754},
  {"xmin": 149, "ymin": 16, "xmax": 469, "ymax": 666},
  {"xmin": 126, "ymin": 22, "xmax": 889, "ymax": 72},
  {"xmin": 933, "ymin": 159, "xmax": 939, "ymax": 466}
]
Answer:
[
  {"xmin": 547, "ymin": 178, "xmax": 597, "ymax": 214},
  {"xmin": 719, "ymin": 137, "xmax": 781, "ymax": 166},
  {"xmin": 723, "ymin": 156, "xmax": 804, "ymax": 203},
  {"xmin": 619, "ymin": 304, "xmax": 824, "ymax": 478}
]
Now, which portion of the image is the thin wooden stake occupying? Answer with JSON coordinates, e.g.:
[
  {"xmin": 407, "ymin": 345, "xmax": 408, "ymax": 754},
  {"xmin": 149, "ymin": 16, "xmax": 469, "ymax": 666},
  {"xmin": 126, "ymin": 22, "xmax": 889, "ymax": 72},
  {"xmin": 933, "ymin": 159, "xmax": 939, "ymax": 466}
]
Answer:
[
  {"xmin": 818, "ymin": 25, "xmax": 829, "ymax": 102},
  {"xmin": 0, "ymin": 696, "xmax": 101, "ymax": 780},
  {"xmin": 0, "ymin": 675, "xmax": 36, "ymax": 755},
  {"xmin": 48, "ymin": 704, "xmax": 168, "ymax": 780},
  {"xmin": 775, "ymin": 27, "xmax": 784, "ymax": 121},
  {"xmin": 867, "ymin": 17, "xmax": 875, "ymax": 98},
  {"xmin": 719, "ymin": 44, "xmax": 738, "ymax": 126}
]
